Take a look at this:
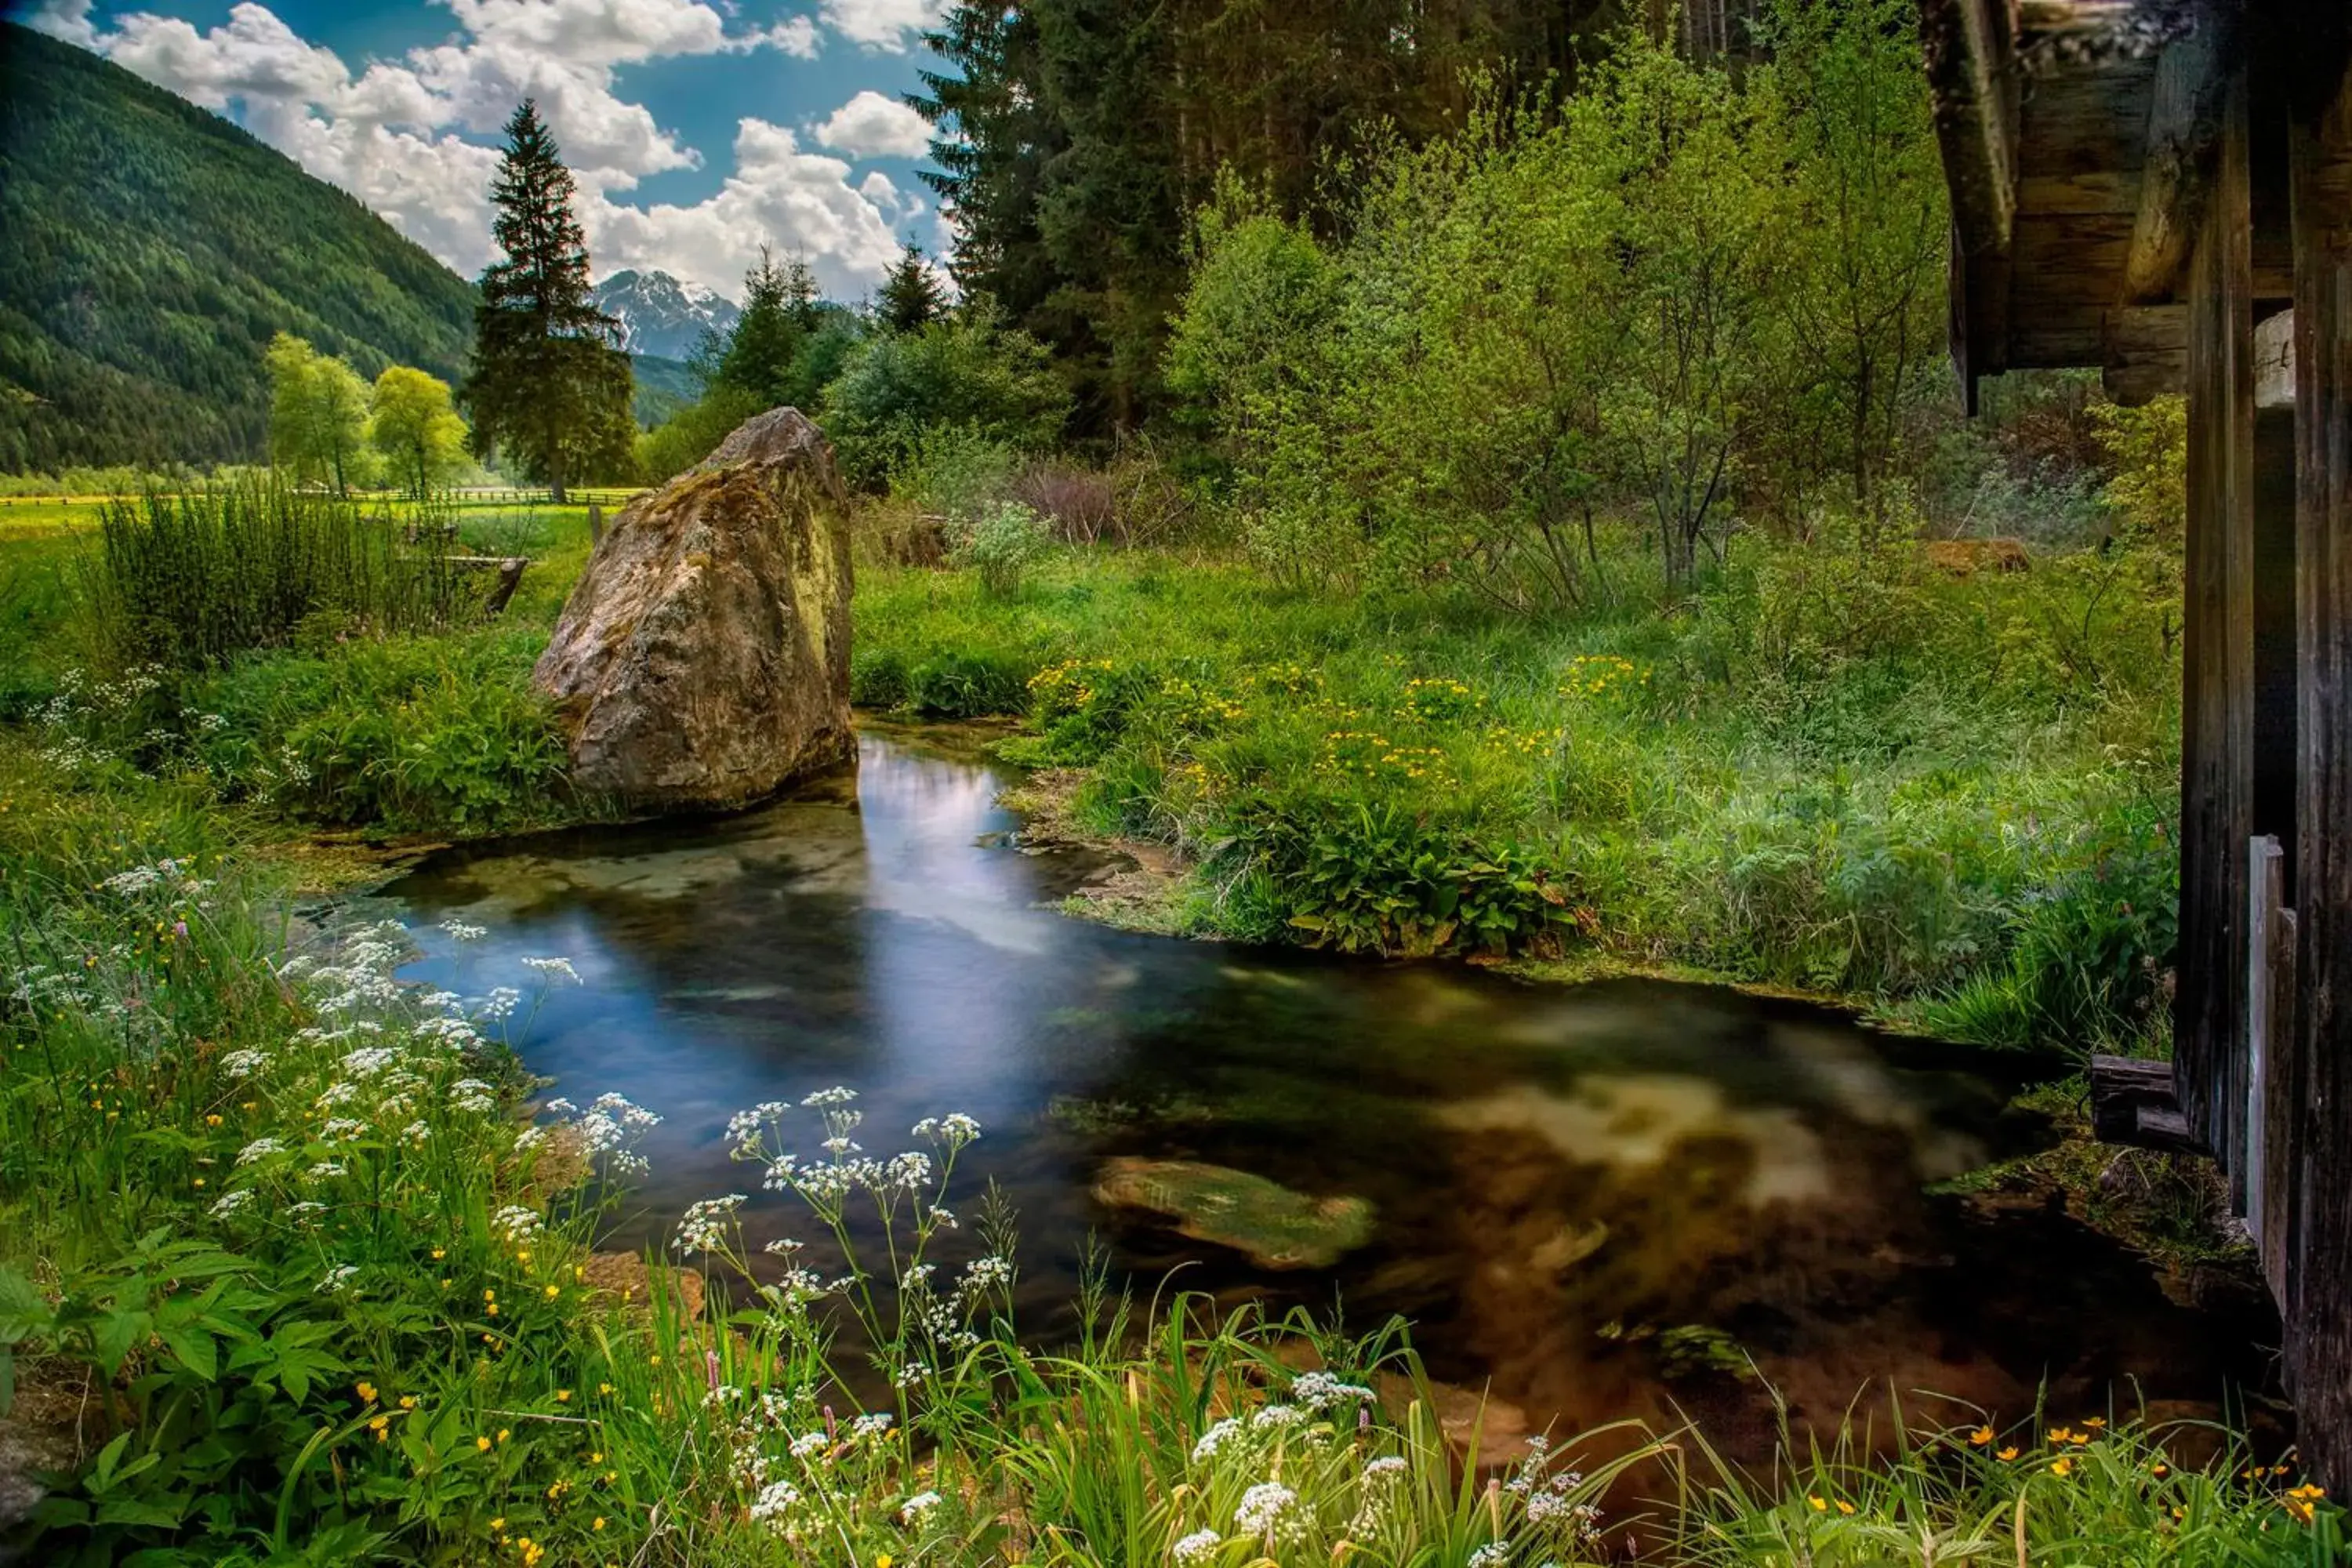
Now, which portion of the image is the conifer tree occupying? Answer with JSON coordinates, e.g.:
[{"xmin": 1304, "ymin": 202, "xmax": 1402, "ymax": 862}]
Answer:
[
  {"xmin": 716, "ymin": 249, "xmax": 810, "ymax": 407},
  {"xmin": 461, "ymin": 100, "xmax": 633, "ymax": 503},
  {"xmin": 876, "ymin": 243, "xmax": 946, "ymax": 333}
]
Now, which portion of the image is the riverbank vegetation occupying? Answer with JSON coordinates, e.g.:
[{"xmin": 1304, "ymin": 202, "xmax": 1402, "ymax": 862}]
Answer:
[
  {"xmin": 0, "ymin": 0, "xmax": 2301, "ymax": 1557},
  {"xmin": 0, "ymin": 771, "xmax": 2338, "ymax": 1562}
]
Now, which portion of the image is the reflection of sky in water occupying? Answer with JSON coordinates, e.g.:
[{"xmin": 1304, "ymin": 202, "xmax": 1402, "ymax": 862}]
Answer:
[{"xmin": 384, "ymin": 728, "xmax": 2277, "ymax": 1443}]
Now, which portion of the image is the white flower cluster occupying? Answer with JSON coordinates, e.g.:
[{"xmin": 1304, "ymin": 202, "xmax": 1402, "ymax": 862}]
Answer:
[
  {"xmin": 1173, "ymin": 1529, "xmax": 1223, "ymax": 1566},
  {"xmin": 1291, "ymin": 1370, "xmax": 1375, "ymax": 1410},
  {"xmin": 673, "ymin": 1194, "xmax": 746, "ymax": 1255},
  {"xmin": 493, "ymin": 1204, "xmax": 544, "ymax": 1242},
  {"xmin": 1235, "ymin": 1482, "xmax": 1303, "ymax": 1544}
]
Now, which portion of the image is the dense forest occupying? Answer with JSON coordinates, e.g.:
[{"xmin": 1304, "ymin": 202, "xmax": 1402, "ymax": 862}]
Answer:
[
  {"xmin": 913, "ymin": 0, "xmax": 1786, "ymax": 428},
  {"xmin": 0, "ymin": 22, "xmax": 477, "ymax": 472}
]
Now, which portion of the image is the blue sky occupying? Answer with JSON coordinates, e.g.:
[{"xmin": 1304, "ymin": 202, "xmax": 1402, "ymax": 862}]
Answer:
[{"xmin": 12, "ymin": 0, "xmax": 956, "ymax": 302}]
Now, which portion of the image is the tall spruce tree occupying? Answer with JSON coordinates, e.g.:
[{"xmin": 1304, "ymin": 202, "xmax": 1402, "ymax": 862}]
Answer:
[
  {"xmin": 876, "ymin": 244, "xmax": 946, "ymax": 332},
  {"xmin": 713, "ymin": 249, "xmax": 828, "ymax": 408},
  {"xmin": 461, "ymin": 100, "xmax": 633, "ymax": 503}
]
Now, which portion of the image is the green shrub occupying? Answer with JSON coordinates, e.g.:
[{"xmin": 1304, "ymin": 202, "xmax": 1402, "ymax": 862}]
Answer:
[
  {"xmin": 956, "ymin": 501, "xmax": 1053, "ymax": 597},
  {"xmin": 188, "ymin": 631, "xmax": 576, "ymax": 833},
  {"xmin": 84, "ymin": 480, "xmax": 477, "ymax": 669},
  {"xmin": 1213, "ymin": 794, "xmax": 1574, "ymax": 958},
  {"xmin": 904, "ymin": 651, "xmax": 1033, "ymax": 718},
  {"xmin": 822, "ymin": 314, "xmax": 1070, "ymax": 489}
]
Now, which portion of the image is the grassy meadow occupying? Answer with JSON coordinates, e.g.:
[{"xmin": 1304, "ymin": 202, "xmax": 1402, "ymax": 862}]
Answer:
[{"xmin": 0, "ymin": 475, "xmax": 2336, "ymax": 1563}]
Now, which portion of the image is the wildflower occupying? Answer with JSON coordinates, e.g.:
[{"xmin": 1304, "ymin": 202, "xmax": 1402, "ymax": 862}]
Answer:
[
  {"xmin": 477, "ymin": 1436, "xmax": 494, "ymax": 1452},
  {"xmin": 234, "ymin": 1136, "xmax": 285, "ymax": 1166},
  {"xmin": 2082, "ymin": 1417, "xmax": 2107, "ymax": 1430},
  {"xmin": 207, "ymin": 1189, "xmax": 255, "ymax": 1218},
  {"xmin": 555, "ymin": 1388, "xmax": 571, "ymax": 1401},
  {"xmin": 1293, "ymin": 1370, "xmax": 1375, "ymax": 1410},
  {"xmin": 316, "ymin": 1264, "xmax": 358, "ymax": 1294},
  {"xmin": 1235, "ymin": 1482, "xmax": 1300, "ymax": 1541},
  {"xmin": 368, "ymin": 1414, "xmax": 389, "ymax": 1441},
  {"xmin": 1969, "ymin": 1426, "xmax": 1994, "ymax": 1447},
  {"xmin": 1250, "ymin": 1404, "xmax": 1305, "ymax": 1432},
  {"xmin": 1468, "ymin": 1546, "xmax": 1511, "ymax": 1568},
  {"xmin": 673, "ymin": 1194, "xmax": 746, "ymax": 1254},
  {"xmin": 1192, "ymin": 1417, "xmax": 1243, "ymax": 1464},
  {"xmin": 900, "ymin": 1490, "xmax": 943, "ymax": 1524},
  {"xmin": 1835, "ymin": 1501, "xmax": 1857, "ymax": 1516},
  {"xmin": 497, "ymin": 1428, "xmax": 510, "ymax": 1443},
  {"xmin": 1363, "ymin": 1456, "xmax": 1408, "ymax": 1479},
  {"xmin": 1809, "ymin": 1496, "xmax": 1828, "ymax": 1512},
  {"xmin": 748, "ymin": 1479, "xmax": 801, "ymax": 1525},
  {"xmin": 593, "ymin": 1519, "xmax": 606, "ymax": 1532},
  {"xmin": 2051, "ymin": 1457, "xmax": 2075, "ymax": 1477},
  {"xmin": 521, "ymin": 956, "xmax": 581, "ymax": 984},
  {"xmin": 1173, "ymin": 1530, "xmax": 1222, "ymax": 1566},
  {"xmin": 440, "ymin": 918, "xmax": 486, "ymax": 942},
  {"xmin": 1998, "ymin": 1446, "xmax": 2020, "ymax": 1462},
  {"xmin": 356, "ymin": 1381, "xmax": 379, "ymax": 1403},
  {"xmin": 852, "ymin": 1411, "xmax": 894, "ymax": 1440},
  {"xmin": 801, "ymin": 1086, "xmax": 857, "ymax": 1108}
]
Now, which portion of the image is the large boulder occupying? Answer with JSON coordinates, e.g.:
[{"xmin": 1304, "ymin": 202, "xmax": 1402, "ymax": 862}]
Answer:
[{"xmin": 534, "ymin": 408, "xmax": 853, "ymax": 811}]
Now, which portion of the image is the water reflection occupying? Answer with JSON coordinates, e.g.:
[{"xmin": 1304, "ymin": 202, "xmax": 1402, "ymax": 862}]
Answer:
[{"xmin": 384, "ymin": 726, "xmax": 2278, "ymax": 1455}]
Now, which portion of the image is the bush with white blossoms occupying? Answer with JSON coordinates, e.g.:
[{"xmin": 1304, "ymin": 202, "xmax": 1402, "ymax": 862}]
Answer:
[{"xmin": 1163, "ymin": 1367, "xmax": 1621, "ymax": 1568}]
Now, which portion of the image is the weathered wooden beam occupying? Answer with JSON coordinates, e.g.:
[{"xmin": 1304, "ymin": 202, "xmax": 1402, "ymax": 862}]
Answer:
[
  {"xmin": 2285, "ymin": 18, "xmax": 2352, "ymax": 1494},
  {"xmin": 2124, "ymin": 9, "xmax": 2238, "ymax": 304},
  {"xmin": 1922, "ymin": 0, "xmax": 2020, "ymax": 402},
  {"xmin": 2089, "ymin": 1054, "xmax": 2211, "ymax": 1154},
  {"xmin": 2103, "ymin": 303, "xmax": 2187, "ymax": 403},
  {"xmin": 445, "ymin": 554, "xmax": 531, "ymax": 617},
  {"xmin": 2246, "ymin": 838, "xmax": 2293, "ymax": 1307},
  {"xmin": 2174, "ymin": 67, "xmax": 2257, "ymax": 1177}
]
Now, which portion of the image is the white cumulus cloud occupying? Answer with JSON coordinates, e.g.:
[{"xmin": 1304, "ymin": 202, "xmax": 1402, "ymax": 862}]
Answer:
[
  {"xmin": 817, "ymin": 0, "xmax": 946, "ymax": 53},
  {"xmin": 812, "ymin": 89, "xmax": 931, "ymax": 158},
  {"xmin": 25, "ymin": 0, "xmax": 922, "ymax": 296}
]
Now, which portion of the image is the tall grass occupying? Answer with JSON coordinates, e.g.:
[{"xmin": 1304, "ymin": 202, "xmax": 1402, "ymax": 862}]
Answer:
[
  {"xmin": 850, "ymin": 531, "xmax": 2183, "ymax": 1054},
  {"xmin": 0, "ymin": 744, "xmax": 2335, "ymax": 1563},
  {"xmin": 84, "ymin": 480, "xmax": 476, "ymax": 668}
]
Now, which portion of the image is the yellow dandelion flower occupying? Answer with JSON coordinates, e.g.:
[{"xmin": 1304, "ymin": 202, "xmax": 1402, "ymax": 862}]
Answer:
[
  {"xmin": 555, "ymin": 1388, "xmax": 572, "ymax": 1403},
  {"xmin": 477, "ymin": 1436, "xmax": 493, "ymax": 1452}
]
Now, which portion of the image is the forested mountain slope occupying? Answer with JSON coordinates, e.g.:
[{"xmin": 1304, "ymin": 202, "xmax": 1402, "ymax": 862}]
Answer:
[{"xmin": 0, "ymin": 22, "xmax": 478, "ymax": 471}]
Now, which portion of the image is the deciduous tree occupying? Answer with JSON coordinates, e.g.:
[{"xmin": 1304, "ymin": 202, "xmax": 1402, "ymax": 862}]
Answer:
[
  {"xmin": 368, "ymin": 365, "xmax": 469, "ymax": 498},
  {"xmin": 264, "ymin": 332, "xmax": 372, "ymax": 495}
]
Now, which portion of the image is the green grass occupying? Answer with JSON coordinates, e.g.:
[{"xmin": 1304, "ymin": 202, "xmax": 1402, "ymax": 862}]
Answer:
[
  {"xmin": 0, "ymin": 757, "xmax": 2334, "ymax": 1564},
  {"xmin": 851, "ymin": 538, "xmax": 2183, "ymax": 1054}
]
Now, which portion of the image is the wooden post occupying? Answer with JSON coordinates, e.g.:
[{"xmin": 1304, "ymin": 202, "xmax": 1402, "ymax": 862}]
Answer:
[
  {"xmin": 2245, "ymin": 834, "xmax": 2285, "ymax": 1295},
  {"xmin": 2175, "ymin": 71, "xmax": 2258, "ymax": 1183},
  {"xmin": 2286, "ymin": 26, "xmax": 2352, "ymax": 1493}
]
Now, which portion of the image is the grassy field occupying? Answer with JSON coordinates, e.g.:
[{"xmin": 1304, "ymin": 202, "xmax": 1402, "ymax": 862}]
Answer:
[
  {"xmin": 1, "ymin": 484, "xmax": 2339, "ymax": 1563},
  {"xmin": 852, "ymin": 538, "xmax": 2183, "ymax": 1054}
]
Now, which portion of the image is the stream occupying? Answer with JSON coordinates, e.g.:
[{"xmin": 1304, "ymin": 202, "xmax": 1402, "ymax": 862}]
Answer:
[{"xmin": 383, "ymin": 725, "xmax": 2279, "ymax": 1457}]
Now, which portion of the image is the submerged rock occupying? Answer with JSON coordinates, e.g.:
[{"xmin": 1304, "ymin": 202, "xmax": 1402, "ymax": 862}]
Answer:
[
  {"xmin": 535, "ymin": 407, "xmax": 853, "ymax": 811},
  {"xmin": 1092, "ymin": 1156, "xmax": 1375, "ymax": 1269}
]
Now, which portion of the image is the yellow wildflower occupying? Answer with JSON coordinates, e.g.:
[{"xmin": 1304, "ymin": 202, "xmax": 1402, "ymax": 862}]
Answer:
[{"xmin": 1968, "ymin": 1427, "xmax": 1994, "ymax": 1447}]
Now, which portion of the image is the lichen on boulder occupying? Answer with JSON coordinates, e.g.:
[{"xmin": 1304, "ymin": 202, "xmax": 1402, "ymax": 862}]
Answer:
[
  {"xmin": 534, "ymin": 406, "xmax": 854, "ymax": 812},
  {"xmin": 1092, "ymin": 1156, "xmax": 1376, "ymax": 1269}
]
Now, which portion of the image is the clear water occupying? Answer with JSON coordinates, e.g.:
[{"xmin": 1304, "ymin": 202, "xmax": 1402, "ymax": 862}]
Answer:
[{"xmin": 383, "ymin": 725, "xmax": 2277, "ymax": 1454}]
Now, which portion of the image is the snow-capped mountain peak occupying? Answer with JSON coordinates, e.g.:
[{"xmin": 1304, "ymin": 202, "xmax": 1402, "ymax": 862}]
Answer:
[{"xmin": 593, "ymin": 269, "xmax": 742, "ymax": 361}]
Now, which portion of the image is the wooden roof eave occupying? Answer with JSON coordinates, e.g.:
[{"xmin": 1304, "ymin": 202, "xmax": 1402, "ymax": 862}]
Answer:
[{"xmin": 1922, "ymin": 0, "xmax": 2020, "ymax": 412}]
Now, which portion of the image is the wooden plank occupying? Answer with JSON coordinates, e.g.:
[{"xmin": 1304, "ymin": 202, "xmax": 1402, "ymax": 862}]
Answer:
[
  {"xmin": 2173, "ymin": 69, "xmax": 2256, "ymax": 1189},
  {"xmin": 2013, "ymin": 212, "xmax": 2137, "ymax": 303},
  {"xmin": 2104, "ymin": 303, "xmax": 2187, "ymax": 403},
  {"xmin": 2263, "ymin": 905, "xmax": 2297, "ymax": 1305},
  {"xmin": 2125, "ymin": 10, "xmax": 2238, "ymax": 303},
  {"xmin": 2286, "ymin": 22, "xmax": 2352, "ymax": 1495},
  {"xmin": 2089, "ymin": 1054, "xmax": 2208, "ymax": 1153},
  {"xmin": 1923, "ymin": 0, "xmax": 2020, "ymax": 398},
  {"xmin": 2016, "ymin": 57, "xmax": 2160, "ymax": 178},
  {"xmin": 2245, "ymin": 837, "xmax": 2285, "ymax": 1248},
  {"xmin": 2019, "ymin": 169, "xmax": 2139, "ymax": 215}
]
